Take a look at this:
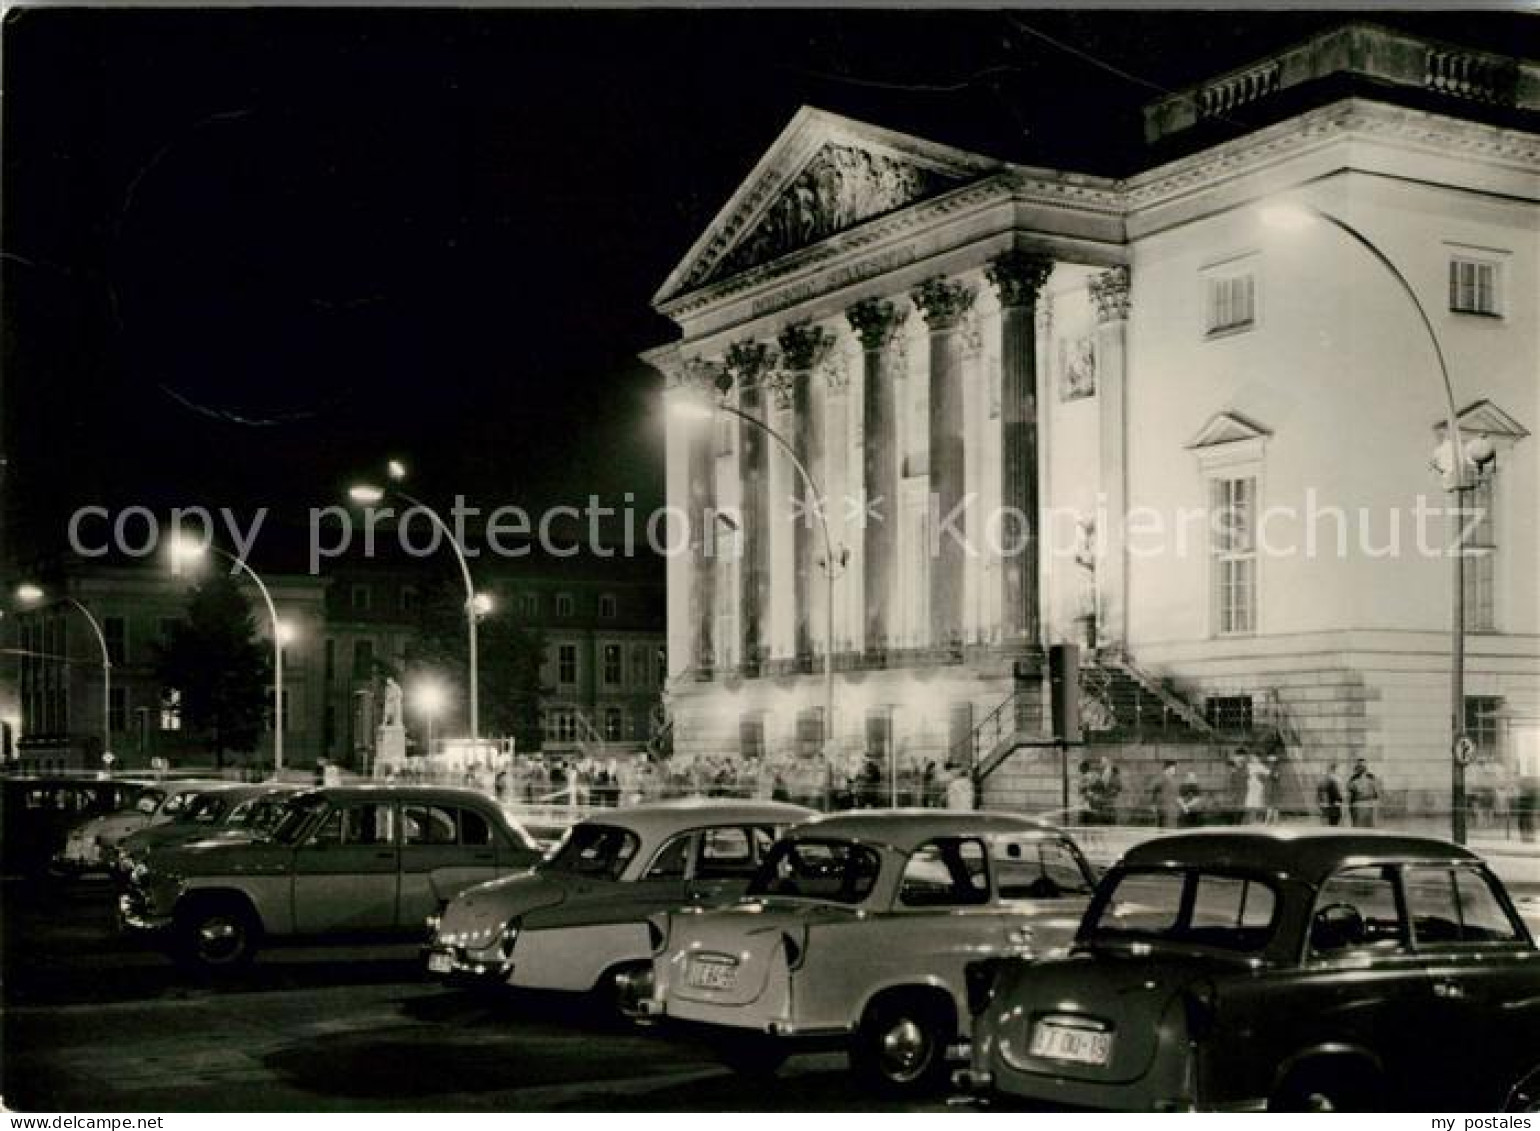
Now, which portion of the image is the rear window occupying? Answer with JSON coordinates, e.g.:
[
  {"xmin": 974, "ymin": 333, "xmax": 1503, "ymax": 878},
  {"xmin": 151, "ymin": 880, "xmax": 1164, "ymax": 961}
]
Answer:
[
  {"xmin": 544, "ymin": 824, "xmax": 639, "ymax": 881},
  {"xmin": 989, "ymin": 834, "xmax": 1096, "ymax": 900},
  {"xmin": 747, "ymin": 838, "xmax": 882, "ymax": 905},
  {"xmin": 1088, "ymin": 868, "xmax": 1278, "ymax": 952}
]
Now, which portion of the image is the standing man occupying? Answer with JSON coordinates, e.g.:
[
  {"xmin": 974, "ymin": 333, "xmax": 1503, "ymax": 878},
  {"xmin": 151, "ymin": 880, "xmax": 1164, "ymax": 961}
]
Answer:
[
  {"xmin": 1149, "ymin": 760, "xmax": 1180, "ymax": 828},
  {"xmin": 1317, "ymin": 762, "xmax": 1345, "ymax": 826},
  {"xmin": 1347, "ymin": 758, "xmax": 1382, "ymax": 827}
]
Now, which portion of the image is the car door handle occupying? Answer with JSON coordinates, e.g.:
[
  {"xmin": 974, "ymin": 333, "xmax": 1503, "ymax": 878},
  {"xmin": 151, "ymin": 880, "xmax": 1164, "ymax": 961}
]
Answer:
[{"xmin": 1433, "ymin": 980, "xmax": 1466, "ymax": 999}]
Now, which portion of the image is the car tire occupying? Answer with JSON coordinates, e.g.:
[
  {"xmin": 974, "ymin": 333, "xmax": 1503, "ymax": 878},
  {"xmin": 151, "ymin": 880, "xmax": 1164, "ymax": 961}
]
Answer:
[
  {"xmin": 173, "ymin": 898, "xmax": 260, "ymax": 974},
  {"xmin": 850, "ymin": 994, "xmax": 952, "ymax": 1096},
  {"xmin": 1270, "ymin": 1064, "xmax": 1380, "ymax": 1112},
  {"xmin": 595, "ymin": 960, "xmax": 653, "ymax": 1021},
  {"xmin": 716, "ymin": 1033, "xmax": 789, "ymax": 1079}
]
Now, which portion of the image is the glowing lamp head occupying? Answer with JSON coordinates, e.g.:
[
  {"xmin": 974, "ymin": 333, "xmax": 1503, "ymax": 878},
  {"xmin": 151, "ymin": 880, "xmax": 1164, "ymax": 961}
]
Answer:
[
  {"xmin": 274, "ymin": 620, "xmax": 296, "ymax": 646},
  {"xmin": 387, "ymin": 459, "xmax": 408, "ymax": 482},
  {"xmin": 15, "ymin": 583, "xmax": 45, "ymax": 603},
  {"xmin": 471, "ymin": 592, "xmax": 494, "ymax": 617},
  {"xmin": 412, "ymin": 679, "xmax": 448, "ymax": 716},
  {"xmin": 168, "ymin": 533, "xmax": 209, "ymax": 569},
  {"xmin": 348, "ymin": 484, "xmax": 386, "ymax": 506}
]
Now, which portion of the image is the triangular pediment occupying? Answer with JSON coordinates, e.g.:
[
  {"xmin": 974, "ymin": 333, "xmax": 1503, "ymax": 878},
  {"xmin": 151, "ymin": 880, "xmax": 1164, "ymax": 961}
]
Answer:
[
  {"xmin": 655, "ymin": 107, "xmax": 1002, "ymax": 307},
  {"xmin": 1433, "ymin": 399, "xmax": 1531, "ymax": 441},
  {"xmin": 1187, "ymin": 410, "xmax": 1273, "ymax": 449}
]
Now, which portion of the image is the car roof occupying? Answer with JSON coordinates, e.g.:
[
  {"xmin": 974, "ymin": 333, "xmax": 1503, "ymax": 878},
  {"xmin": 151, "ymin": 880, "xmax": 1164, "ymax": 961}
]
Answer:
[
  {"xmin": 573, "ymin": 797, "xmax": 814, "ymax": 839},
  {"xmin": 1117, "ymin": 828, "xmax": 1484, "ymax": 883},
  {"xmin": 288, "ymin": 784, "xmax": 508, "ymax": 807},
  {"xmin": 197, "ymin": 783, "xmax": 302, "ymax": 803},
  {"xmin": 789, "ymin": 809, "xmax": 1065, "ymax": 853}
]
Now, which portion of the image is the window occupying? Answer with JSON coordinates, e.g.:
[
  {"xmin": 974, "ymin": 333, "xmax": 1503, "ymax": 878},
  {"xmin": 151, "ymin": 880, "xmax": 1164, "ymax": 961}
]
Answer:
[
  {"xmin": 1211, "ymin": 476, "xmax": 1257, "ymax": 635},
  {"xmin": 739, "ymin": 716, "xmax": 765, "ymax": 761},
  {"xmin": 991, "ymin": 835, "xmax": 1095, "ymax": 900},
  {"xmin": 459, "ymin": 808, "xmax": 493, "ymax": 847},
  {"xmin": 546, "ymin": 824, "xmax": 639, "ymax": 881},
  {"xmin": 108, "ymin": 687, "xmax": 127, "ymax": 733},
  {"xmin": 1310, "ymin": 865, "xmax": 1406, "ymax": 954},
  {"xmin": 1090, "ymin": 869, "xmax": 1279, "ymax": 952},
  {"xmin": 518, "ymin": 592, "xmax": 539, "ymax": 618},
  {"xmin": 1205, "ymin": 695, "xmax": 1254, "ymax": 732},
  {"xmin": 604, "ymin": 707, "xmax": 623, "ymax": 741},
  {"xmin": 403, "ymin": 805, "xmax": 458, "ymax": 846},
  {"xmin": 1189, "ymin": 874, "xmax": 1276, "ymax": 936},
  {"xmin": 748, "ymin": 839, "xmax": 882, "ymax": 904},
  {"xmin": 556, "ymin": 593, "xmax": 574, "ymax": 618},
  {"xmin": 1465, "ymin": 695, "xmax": 1504, "ymax": 760},
  {"xmin": 644, "ymin": 833, "xmax": 692, "ymax": 880},
  {"xmin": 795, "ymin": 708, "xmax": 825, "ymax": 759},
  {"xmin": 1462, "ymin": 473, "xmax": 1497, "ymax": 631},
  {"xmin": 598, "ymin": 593, "xmax": 617, "ymax": 619},
  {"xmin": 310, "ymin": 803, "xmax": 396, "ymax": 847},
  {"xmin": 159, "ymin": 688, "xmax": 183, "ymax": 731},
  {"xmin": 547, "ymin": 709, "xmax": 576, "ymax": 743},
  {"xmin": 353, "ymin": 639, "xmax": 375, "ymax": 679},
  {"xmin": 898, "ymin": 839, "xmax": 989, "ymax": 908},
  {"xmin": 1404, "ymin": 865, "xmax": 1522, "ymax": 945},
  {"xmin": 696, "ymin": 827, "xmax": 758, "ymax": 879},
  {"xmin": 1449, "ymin": 256, "xmax": 1500, "ymax": 316},
  {"xmin": 1205, "ymin": 271, "xmax": 1256, "ymax": 335},
  {"xmin": 602, "ymin": 644, "xmax": 622, "ymax": 686},
  {"xmin": 350, "ymin": 584, "xmax": 372, "ymax": 613},
  {"xmin": 102, "ymin": 616, "xmax": 127, "ymax": 664},
  {"xmin": 558, "ymin": 644, "xmax": 577, "ymax": 685}
]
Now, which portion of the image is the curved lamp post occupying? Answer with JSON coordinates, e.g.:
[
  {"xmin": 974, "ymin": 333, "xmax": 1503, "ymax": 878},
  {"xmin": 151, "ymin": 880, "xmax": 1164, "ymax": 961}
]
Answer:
[
  {"xmin": 1261, "ymin": 200, "xmax": 1486, "ymax": 843},
  {"xmin": 670, "ymin": 397, "xmax": 867, "ymax": 801},
  {"xmin": 348, "ymin": 462, "xmax": 487, "ymax": 750},
  {"xmin": 170, "ymin": 538, "xmax": 290, "ymax": 775},
  {"xmin": 16, "ymin": 583, "xmax": 112, "ymax": 767}
]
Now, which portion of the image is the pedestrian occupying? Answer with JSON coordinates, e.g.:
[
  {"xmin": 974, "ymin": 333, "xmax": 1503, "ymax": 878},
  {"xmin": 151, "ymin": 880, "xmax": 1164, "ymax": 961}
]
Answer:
[
  {"xmin": 1178, "ymin": 771, "xmax": 1205, "ymax": 827},
  {"xmin": 1263, "ymin": 753, "xmax": 1283, "ymax": 824},
  {"xmin": 1076, "ymin": 759, "xmax": 1096, "ymax": 825},
  {"xmin": 1317, "ymin": 762, "xmax": 1345, "ymax": 826},
  {"xmin": 945, "ymin": 765, "xmax": 975, "ymax": 811},
  {"xmin": 1347, "ymin": 758, "xmax": 1382, "ymax": 827},
  {"xmin": 1149, "ymin": 760, "xmax": 1180, "ymax": 828},
  {"xmin": 1226, "ymin": 751, "xmax": 1251, "ymax": 825}
]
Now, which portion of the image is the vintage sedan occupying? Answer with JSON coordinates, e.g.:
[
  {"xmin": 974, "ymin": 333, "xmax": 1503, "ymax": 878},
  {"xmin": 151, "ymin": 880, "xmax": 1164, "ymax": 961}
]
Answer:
[
  {"xmin": 426, "ymin": 798, "xmax": 811, "ymax": 1004},
  {"xmin": 112, "ymin": 783, "xmax": 301, "ymax": 878},
  {"xmin": 640, "ymin": 810, "xmax": 1097, "ymax": 1094},
  {"xmin": 1, "ymin": 776, "xmax": 148, "ymax": 880},
  {"xmin": 961, "ymin": 829, "xmax": 1540, "ymax": 1112},
  {"xmin": 55, "ymin": 779, "xmax": 224, "ymax": 877},
  {"xmin": 119, "ymin": 785, "xmax": 542, "ymax": 971}
]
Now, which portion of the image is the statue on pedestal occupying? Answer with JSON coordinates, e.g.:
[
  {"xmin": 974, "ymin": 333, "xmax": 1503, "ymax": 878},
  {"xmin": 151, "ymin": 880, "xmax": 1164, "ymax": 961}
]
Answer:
[{"xmin": 381, "ymin": 678, "xmax": 404, "ymax": 727}]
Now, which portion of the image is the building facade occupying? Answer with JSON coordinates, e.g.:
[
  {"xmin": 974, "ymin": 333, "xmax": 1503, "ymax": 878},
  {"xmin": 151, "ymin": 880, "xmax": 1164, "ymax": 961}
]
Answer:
[{"xmin": 648, "ymin": 24, "xmax": 1539, "ymax": 810}]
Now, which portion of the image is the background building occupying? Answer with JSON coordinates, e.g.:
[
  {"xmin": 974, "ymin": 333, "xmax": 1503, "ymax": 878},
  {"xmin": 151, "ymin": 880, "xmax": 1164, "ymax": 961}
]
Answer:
[{"xmin": 648, "ymin": 23, "xmax": 1539, "ymax": 813}]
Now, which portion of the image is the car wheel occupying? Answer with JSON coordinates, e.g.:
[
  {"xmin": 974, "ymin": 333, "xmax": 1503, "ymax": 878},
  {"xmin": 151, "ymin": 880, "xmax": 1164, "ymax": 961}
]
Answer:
[
  {"xmin": 851, "ymin": 995, "xmax": 951, "ymax": 1096},
  {"xmin": 716, "ymin": 1033, "xmax": 789, "ymax": 1079},
  {"xmin": 174, "ymin": 899, "xmax": 259, "ymax": 973},
  {"xmin": 1271, "ymin": 1066, "xmax": 1379, "ymax": 1112},
  {"xmin": 598, "ymin": 961, "xmax": 653, "ymax": 1020}
]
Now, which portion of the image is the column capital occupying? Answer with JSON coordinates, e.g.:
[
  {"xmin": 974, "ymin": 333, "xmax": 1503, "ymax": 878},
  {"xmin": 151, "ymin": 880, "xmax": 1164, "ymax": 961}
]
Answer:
[
  {"xmin": 680, "ymin": 356, "xmax": 728, "ymax": 396},
  {"xmin": 724, "ymin": 339, "xmax": 778, "ymax": 389},
  {"xmin": 985, "ymin": 250, "xmax": 1055, "ymax": 309},
  {"xmin": 776, "ymin": 321, "xmax": 832, "ymax": 371},
  {"xmin": 845, "ymin": 297, "xmax": 908, "ymax": 350},
  {"xmin": 1089, "ymin": 266, "xmax": 1132, "ymax": 324},
  {"xmin": 911, "ymin": 277, "xmax": 975, "ymax": 331}
]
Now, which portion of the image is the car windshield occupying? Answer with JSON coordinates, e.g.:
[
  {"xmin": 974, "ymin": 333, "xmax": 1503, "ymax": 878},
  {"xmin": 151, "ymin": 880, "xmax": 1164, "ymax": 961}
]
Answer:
[
  {"xmin": 1086, "ymin": 868, "xmax": 1279, "ymax": 953},
  {"xmin": 269, "ymin": 796, "xmax": 327, "ymax": 845},
  {"xmin": 182, "ymin": 794, "xmax": 229, "ymax": 824},
  {"xmin": 132, "ymin": 788, "xmax": 166, "ymax": 815},
  {"xmin": 542, "ymin": 823, "xmax": 639, "ymax": 881},
  {"xmin": 746, "ymin": 838, "xmax": 883, "ymax": 905}
]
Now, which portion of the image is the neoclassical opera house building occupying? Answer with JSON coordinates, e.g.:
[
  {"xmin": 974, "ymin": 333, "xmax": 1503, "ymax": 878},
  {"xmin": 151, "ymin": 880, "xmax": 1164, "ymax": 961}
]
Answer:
[{"xmin": 644, "ymin": 23, "xmax": 1539, "ymax": 811}]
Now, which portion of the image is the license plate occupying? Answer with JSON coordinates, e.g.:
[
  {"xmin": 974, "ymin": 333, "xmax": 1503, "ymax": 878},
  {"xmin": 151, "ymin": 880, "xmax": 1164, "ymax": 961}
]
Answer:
[
  {"xmin": 1029, "ymin": 1020, "xmax": 1113, "ymax": 1066},
  {"xmin": 686, "ymin": 957, "xmax": 738, "ymax": 991},
  {"xmin": 427, "ymin": 951, "xmax": 455, "ymax": 975}
]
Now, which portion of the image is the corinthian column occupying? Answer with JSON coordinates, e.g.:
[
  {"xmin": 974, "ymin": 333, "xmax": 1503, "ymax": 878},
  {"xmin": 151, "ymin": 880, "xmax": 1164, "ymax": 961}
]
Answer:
[
  {"xmin": 911, "ymin": 277, "xmax": 974, "ymax": 650},
  {"xmin": 777, "ymin": 321, "xmax": 830, "ymax": 667},
  {"xmin": 726, "ymin": 340, "xmax": 776, "ymax": 673},
  {"xmin": 846, "ymin": 298, "xmax": 906, "ymax": 657},
  {"xmin": 986, "ymin": 250, "xmax": 1055, "ymax": 651},
  {"xmin": 681, "ymin": 358, "xmax": 720, "ymax": 676},
  {"xmin": 1090, "ymin": 266, "xmax": 1131, "ymax": 649}
]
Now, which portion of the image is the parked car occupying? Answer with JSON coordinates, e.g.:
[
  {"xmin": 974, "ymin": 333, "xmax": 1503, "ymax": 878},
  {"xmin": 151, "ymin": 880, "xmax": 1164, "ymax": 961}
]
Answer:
[
  {"xmin": 960, "ymin": 829, "xmax": 1540, "ymax": 1112},
  {"xmin": 112, "ymin": 783, "xmax": 302, "ymax": 878},
  {"xmin": 0, "ymin": 776, "xmax": 149, "ymax": 880},
  {"xmin": 426, "ymin": 798, "xmax": 811, "ymax": 1004},
  {"xmin": 639, "ymin": 810, "xmax": 1097, "ymax": 1094},
  {"xmin": 118, "ymin": 785, "xmax": 542, "ymax": 971},
  {"xmin": 54, "ymin": 779, "xmax": 224, "ymax": 877}
]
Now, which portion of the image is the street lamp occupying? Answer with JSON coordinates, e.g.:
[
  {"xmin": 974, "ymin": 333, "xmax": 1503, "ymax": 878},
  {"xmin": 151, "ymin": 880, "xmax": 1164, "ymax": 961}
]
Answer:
[
  {"xmin": 16, "ymin": 583, "xmax": 113, "ymax": 769},
  {"xmin": 347, "ymin": 465, "xmax": 487, "ymax": 750},
  {"xmin": 170, "ymin": 536, "xmax": 291, "ymax": 776},
  {"xmin": 1261, "ymin": 199, "xmax": 1479, "ymax": 843},
  {"xmin": 669, "ymin": 396, "xmax": 864, "ymax": 801},
  {"xmin": 412, "ymin": 678, "xmax": 448, "ymax": 758}
]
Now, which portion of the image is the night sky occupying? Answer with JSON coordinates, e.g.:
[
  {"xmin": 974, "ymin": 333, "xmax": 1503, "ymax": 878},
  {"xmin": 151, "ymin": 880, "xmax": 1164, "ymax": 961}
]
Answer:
[{"xmin": 3, "ymin": 8, "xmax": 1529, "ymax": 566}]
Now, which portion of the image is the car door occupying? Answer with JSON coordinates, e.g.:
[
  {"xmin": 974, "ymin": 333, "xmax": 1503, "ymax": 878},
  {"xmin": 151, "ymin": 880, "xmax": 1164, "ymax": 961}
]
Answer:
[
  {"xmin": 398, "ymin": 803, "xmax": 503, "ymax": 927},
  {"xmin": 291, "ymin": 800, "xmax": 400, "ymax": 933},
  {"xmin": 1403, "ymin": 863, "xmax": 1540, "ymax": 1108}
]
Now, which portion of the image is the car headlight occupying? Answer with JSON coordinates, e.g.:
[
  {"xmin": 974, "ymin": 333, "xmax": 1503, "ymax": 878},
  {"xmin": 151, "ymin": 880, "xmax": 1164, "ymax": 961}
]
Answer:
[{"xmin": 500, "ymin": 918, "xmax": 520, "ymax": 958}]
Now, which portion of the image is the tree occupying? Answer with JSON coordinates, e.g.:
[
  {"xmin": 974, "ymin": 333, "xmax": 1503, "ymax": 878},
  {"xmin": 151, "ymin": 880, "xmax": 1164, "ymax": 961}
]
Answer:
[
  {"xmin": 154, "ymin": 575, "xmax": 270, "ymax": 767},
  {"xmin": 404, "ymin": 582, "xmax": 547, "ymax": 753}
]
